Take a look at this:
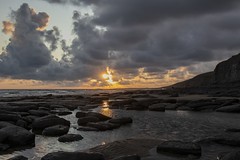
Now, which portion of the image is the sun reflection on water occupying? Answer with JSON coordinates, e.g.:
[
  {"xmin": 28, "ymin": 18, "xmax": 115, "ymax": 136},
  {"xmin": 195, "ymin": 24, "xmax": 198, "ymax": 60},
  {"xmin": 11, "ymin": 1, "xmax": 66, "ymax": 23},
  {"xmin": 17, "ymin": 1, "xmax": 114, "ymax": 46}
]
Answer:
[{"xmin": 100, "ymin": 101, "xmax": 113, "ymax": 117}]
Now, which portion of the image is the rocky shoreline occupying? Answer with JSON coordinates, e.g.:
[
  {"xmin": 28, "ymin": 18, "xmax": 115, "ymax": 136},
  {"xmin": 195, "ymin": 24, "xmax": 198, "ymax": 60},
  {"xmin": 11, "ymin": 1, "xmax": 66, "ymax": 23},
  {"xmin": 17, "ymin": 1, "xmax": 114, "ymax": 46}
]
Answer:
[{"xmin": 0, "ymin": 90, "xmax": 240, "ymax": 160}]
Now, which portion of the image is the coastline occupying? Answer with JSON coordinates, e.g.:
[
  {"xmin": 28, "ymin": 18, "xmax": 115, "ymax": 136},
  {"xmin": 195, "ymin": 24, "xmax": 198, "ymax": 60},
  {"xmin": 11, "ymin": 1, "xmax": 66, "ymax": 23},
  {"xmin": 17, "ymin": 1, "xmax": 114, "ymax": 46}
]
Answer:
[{"xmin": 0, "ymin": 90, "xmax": 240, "ymax": 160}]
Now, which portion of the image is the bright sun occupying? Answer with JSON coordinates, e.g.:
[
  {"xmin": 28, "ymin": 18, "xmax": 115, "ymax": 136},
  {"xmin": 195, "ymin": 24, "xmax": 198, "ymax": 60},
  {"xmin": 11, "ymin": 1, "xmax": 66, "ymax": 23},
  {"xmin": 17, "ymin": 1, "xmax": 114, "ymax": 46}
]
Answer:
[{"xmin": 102, "ymin": 67, "xmax": 117, "ymax": 85}]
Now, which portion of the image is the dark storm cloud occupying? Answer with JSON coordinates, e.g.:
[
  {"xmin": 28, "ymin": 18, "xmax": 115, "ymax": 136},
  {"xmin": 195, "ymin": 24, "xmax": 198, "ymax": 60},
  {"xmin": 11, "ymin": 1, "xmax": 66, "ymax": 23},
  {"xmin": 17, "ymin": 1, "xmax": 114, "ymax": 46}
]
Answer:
[
  {"xmin": 0, "ymin": 3, "xmax": 51, "ymax": 74},
  {"xmin": 44, "ymin": 26, "xmax": 61, "ymax": 51},
  {"xmin": 2, "ymin": 0, "xmax": 240, "ymax": 85},
  {"xmin": 0, "ymin": 4, "xmax": 106, "ymax": 81}
]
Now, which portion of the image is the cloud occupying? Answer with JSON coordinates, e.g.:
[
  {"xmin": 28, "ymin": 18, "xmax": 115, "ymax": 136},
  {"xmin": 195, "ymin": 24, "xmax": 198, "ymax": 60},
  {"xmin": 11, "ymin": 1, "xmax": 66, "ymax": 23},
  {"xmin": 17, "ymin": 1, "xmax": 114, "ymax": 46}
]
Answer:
[
  {"xmin": 2, "ymin": 21, "xmax": 15, "ymax": 35},
  {"xmin": 2, "ymin": 1, "xmax": 240, "ymax": 88}
]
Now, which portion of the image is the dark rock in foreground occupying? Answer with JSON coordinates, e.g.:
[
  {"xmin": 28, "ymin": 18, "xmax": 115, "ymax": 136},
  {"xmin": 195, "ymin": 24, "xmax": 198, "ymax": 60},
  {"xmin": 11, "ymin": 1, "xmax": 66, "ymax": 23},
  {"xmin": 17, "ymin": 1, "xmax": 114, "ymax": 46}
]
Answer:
[
  {"xmin": 225, "ymin": 128, "xmax": 240, "ymax": 132},
  {"xmin": 157, "ymin": 141, "xmax": 201, "ymax": 156},
  {"xmin": 58, "ymin": 134, "xmax": 83, "ymax": 142},
  {"xmin": 7, "ymin": 155, "xmax": 28, "ymax": 160},
  {"xmin": 218, "ymin": 150, "xmax": 240, "ymax": 160},
  {"xmin": 0, "ymin": 122, "xmax": 35, "ymax": 152},
  {"xmin": 112, "ymin": 155, "xmax": 141, "ymax": 160},
  {"xmin": 41, "ymin": 151, "xmax": 105, "ymax": 160},
  {"xmin": 42, "ymin": 125, "xmax": 69, "ymax": 137}
]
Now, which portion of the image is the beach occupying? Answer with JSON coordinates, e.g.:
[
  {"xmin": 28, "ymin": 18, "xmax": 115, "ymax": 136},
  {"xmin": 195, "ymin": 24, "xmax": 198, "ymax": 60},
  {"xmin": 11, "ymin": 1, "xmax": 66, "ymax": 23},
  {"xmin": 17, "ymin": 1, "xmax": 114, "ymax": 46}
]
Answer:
[{"xmin": 0, "ymin": 90, "xmax": 240, "ymax": 160}]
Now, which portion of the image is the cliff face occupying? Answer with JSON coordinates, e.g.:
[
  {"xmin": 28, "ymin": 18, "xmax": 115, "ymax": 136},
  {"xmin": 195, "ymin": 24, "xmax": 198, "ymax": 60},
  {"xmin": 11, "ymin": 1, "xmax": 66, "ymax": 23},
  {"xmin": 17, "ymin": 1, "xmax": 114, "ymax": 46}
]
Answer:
[
  {"xmin": 214, "ymin": 53, "xmax": 240, "ymax": 83},
  {"xmin": 172, "ymin": 72, "xmax": 214, "ymax": 88},
  {"xmin": 171, "ymin": 53, "xmax": 240, "ymax": 88}
]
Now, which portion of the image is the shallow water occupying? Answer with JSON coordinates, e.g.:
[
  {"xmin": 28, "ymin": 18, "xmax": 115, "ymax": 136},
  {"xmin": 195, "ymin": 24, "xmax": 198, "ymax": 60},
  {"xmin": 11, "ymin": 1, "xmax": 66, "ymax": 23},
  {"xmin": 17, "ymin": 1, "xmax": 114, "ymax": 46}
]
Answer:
[{"xmin": 2, "ymin": 106, "xmax": 240, "ymax": 160}]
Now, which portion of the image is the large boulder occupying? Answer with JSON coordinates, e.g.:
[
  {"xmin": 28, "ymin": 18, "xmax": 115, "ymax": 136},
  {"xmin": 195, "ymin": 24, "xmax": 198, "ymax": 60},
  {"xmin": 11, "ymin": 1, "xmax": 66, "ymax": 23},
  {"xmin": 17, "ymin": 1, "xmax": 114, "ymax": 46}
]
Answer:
[
  {"xmin": 157, "ymin": 141, "xmax": 201, "ymax": 156},
  {"xmin": 58, "ymin": 134, "xmax": 83, "ymax": 142},
  {"xmin": 41, "ymin": 151, "xmax": 105, "ymax": 160},
  {"xmin": 0, "ymin": 122, "xmax": 35, "ymax": 150},
  {"xmin": 31, "ymin": 115, "xmax": 70, "ymax": 132},
  {"xmin": 42, "ymin": 125, "xmax": 69, "ymax": 137}
]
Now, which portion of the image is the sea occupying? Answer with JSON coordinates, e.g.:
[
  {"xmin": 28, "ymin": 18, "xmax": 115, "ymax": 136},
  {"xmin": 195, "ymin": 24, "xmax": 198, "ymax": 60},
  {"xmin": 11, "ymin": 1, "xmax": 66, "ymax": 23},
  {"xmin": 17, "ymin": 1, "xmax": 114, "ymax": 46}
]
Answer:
[{"xmin": 0, "ymin": 89, "xmax": 125, "ymax": 97}]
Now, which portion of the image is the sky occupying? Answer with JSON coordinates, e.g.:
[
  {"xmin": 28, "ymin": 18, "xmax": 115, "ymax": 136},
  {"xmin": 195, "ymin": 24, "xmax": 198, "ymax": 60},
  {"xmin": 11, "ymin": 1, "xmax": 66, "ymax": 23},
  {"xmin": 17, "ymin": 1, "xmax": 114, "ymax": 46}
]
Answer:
[{"xmin": 0, "ymin": 0, "xmax": 240, "ymax": 89}]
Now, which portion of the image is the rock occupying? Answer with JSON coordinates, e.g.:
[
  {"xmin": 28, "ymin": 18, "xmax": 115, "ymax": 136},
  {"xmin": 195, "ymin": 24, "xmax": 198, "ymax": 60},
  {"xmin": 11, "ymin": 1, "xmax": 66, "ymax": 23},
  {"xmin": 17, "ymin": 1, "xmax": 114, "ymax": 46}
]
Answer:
[
  {"xmin": 75, "ymin": 112, "xmax": 87, "ymax": 118},
  {"xmin": 216, "ymin": 104, "xmax": 240, "ymax": 113},
  {"xmin": 7, "ymin": 155, "xmax": 28, "ymax": 160},
  {"xmin": 16, "ymin": 119, "xmax": 29, "ymax": 129},
  {"xmin": 32, "ymin": 115, "xmax": 70, "ymax": 132},
  {"xmin": 165, "ymin": 103, "xmax": 177, "ymax": 110},
  {"xmin": 225, "ymin": 128, "xmax": 240, "ymax": 132},
  {"xmin": 42, "ymin": 125, "xmax": 69, "ymax": 137},
  {"xmin": 148, "ymin": 103, "xmax": 166, "ymax": 112},
  {"xmin": 214, "ymin": 53, "xmax": 240, "ymax": 84},
  {"xmin": 78, "ymin": 116, "xmax": 100, "ymax": 126},
  {"xmin": 109, "ymin": 117, "xmax": 133, "ymax": 125},
  {"xmin": 0, "ymin": 143, "xmax": 10, "ymax": 151},
  {"xmin": 218, "ymin": 151, "xmax": 240, "ymax": 160},
  {"xmin": 86, "ymin": 112, "xmax": 111, "ymax": 121},
  {"xmin": 0, "ymin": 113, "xmax": 21, "ymax": 122},
  {"xmin": 77, "ymin": 126, "xmax": 99, "ymax": 131},
  {"xmin": 0, "ymin": 122, "xmax": 35, "ymax": 148},
  {"xmin": 28, "ymin": 110, "xmax": 50, "ymax": 117},
  {"xmin": 58, "ymin": 134, "xmax": 83, "ymax": 142},
  {"xmin": 41, "ymin": 151, "xmax": 105, "ymax": 160},
  {"xmin": 87, "ymin": 122, "xmax": 120, "ymax": 131},
  {"xmin": 157, "ymin": 141, "xmax": 201, "ymax": 156},
  {"xmin": 112, "ymin": 155, "xmax": 141, "ymax": 160},
  {"xmin": 57, "ymin": 111, "xmax": 72, "ymax": 116}
]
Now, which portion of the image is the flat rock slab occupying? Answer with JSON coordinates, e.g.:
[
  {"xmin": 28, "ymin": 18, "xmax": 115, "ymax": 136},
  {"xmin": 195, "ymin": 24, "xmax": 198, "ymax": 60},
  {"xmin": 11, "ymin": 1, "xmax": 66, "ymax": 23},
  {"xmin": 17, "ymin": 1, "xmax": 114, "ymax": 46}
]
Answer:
[
  {"xmin": 157, "ymin": 141, "xmax": 201, "ymax": 156},
  {"xmin": 41, "ymin": 151, "xmax": 105, "ymax": 160},
  {"xmin": 58, "ymin": 134, "xmax": 83, "ymax": 142}
]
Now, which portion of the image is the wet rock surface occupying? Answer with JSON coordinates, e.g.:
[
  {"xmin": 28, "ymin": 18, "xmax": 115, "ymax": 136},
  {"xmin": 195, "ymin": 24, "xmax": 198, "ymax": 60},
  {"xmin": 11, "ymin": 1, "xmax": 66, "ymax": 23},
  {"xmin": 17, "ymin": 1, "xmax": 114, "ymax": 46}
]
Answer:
[
  {"xmin": 157, "ymin": 141, "xmax": 201, "ymax": 156},
  {"xmin": 42, "ymin": 125, "xmax": 69, "ymax": 137},
  {"xmin": 58, "ymin": 134, "xmax": 83, "ymax": 142},
  {"xmin": 41, "ymin": 151, "xmax": 105, "ymax": 160}
]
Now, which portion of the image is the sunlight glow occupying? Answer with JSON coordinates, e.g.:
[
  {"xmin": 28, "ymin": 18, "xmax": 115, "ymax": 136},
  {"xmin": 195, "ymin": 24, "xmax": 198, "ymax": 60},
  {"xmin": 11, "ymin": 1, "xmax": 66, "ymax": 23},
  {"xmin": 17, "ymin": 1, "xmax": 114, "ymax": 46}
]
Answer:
[{"xmin": 102, "ymin": 67, "xmax": 117, "ymax": 85}]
